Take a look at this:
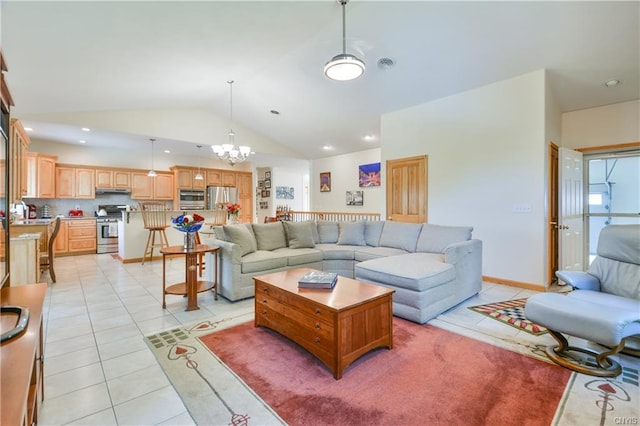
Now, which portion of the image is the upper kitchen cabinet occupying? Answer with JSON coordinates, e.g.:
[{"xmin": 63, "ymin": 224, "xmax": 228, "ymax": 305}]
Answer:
[
  {"xmin": 55, "ymin": 166, "xmax": 95, "ymax": 199},
  {"xmin": 222, "ymin": 171, "xmax": 236, "ymax": 187},
  {"xmin": 24, "ymin": 152, "xmax": 57, "ymax": 199},
  {"xmin": 172, "ymin": 166, "xmax": 205, "ymax": 190},
  {"xmin": 9, "ymin": 119, "xmax": 29, "ymax": 202},
  {"xmin": 206, "ymin": 170, "xmax": 221, "ymax": 186},
  {"xmin": 131, "ymin": 172, "xmax": 173, "ymax": 201},
  {"xmin": 96, "ymin": 168, "xmax": 131, "ymax": 190}
]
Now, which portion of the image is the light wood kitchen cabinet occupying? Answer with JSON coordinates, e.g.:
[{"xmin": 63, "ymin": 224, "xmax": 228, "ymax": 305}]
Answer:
[
  {"xmin": 54, "ymin": 220, "xmax": 68, "ymax": 254},
  {"xmin": 131, "ymin": 172, "xmax": 173, "ymax": 201},
  {"xmin": 55, "ymin": 166, "xmax": 95, "ymax": 199},
  {"xmin": 236, "ymin": 172, "xmax": 253, "ymax": 223},
  {"xmin": 67, "ymin": 219, "xmax": 96, "ymax": 253},
  {"xmin": 25, "ymin": 152, "xmax": 57, "ymax": 198},
  {"xmin": 96, "ymin": 169, "xmax": 131, "ymax": 189},
  {"xmin": 222, "ymin": 171, "xmax": 236, "ymax": 187},
  {"xmin": 207, "ymin": 170, "xmax": 221, "ymax": 186},
  {"xmin": 173, "ymin": 167, "xmax": 206, "ymax": 190},
  {"xmin": 9, "ymin": 118, "xmax": 29, "ymax": 202}
]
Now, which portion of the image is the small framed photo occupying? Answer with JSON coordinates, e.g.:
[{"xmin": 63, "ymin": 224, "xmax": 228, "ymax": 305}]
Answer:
[
  {"xmin": 261, "ymin": 189, "xmax": 268, "ymax": 198},
  {"xmin": 265, "ymin": 171, "xmax": 271, "ymax": 179},
  {"xmin": 258, "ymin": 180, "xmax": 264, "ymax": 189},
  {"xmin": 320, "ymin": 172, "xmax": 331, "ymax": 192},
  {"xmin": 346, "ymin": 190, "xmax": 363, "ymax": 206},
  {"xmin": 264, "ymin": 179, "xmax": 271, "ymax": 189},
  {"xmin": 265, "ymin": 190, "xmax": 270, "ymax": 197}
]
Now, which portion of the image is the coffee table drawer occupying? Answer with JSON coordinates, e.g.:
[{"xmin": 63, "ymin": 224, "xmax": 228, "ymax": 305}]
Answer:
[
  {"xmin": 257, "ymin": 294, "xmax": 334, "ymax": 339},
  {"xmin": 257, "ymin": 305, "xmax": 335, "ymax": 355},
  {"xmin": 257, "ymin": 281, "xmax": 333, "ymax": 323}
]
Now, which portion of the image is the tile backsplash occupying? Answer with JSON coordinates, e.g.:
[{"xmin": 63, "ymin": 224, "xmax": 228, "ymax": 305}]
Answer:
[{"xmin": 23, "ymin": 194, "xmax": 174, "ymax": 218}]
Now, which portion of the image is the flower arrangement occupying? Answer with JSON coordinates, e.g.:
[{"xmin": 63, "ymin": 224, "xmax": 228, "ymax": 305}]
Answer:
[
  {"xmin": 225, "ymin": 203, "xmax": 241, "ymax": 217},
  {"xmin": 172, "ymin": 213, "xmax": 205, "ymax": 233}
]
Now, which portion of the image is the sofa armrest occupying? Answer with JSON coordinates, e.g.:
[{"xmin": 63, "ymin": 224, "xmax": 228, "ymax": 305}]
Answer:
[
  {"xmin": 555, "ymin": 270, "xmax": 601, "ymax": 291},
  {"xmin": 443, "ymin": 239, "xmax": 481, "ymax": 264},
  {"xmin": 202, "ymin": 238, "xmax": 243, "ymax": 264}
]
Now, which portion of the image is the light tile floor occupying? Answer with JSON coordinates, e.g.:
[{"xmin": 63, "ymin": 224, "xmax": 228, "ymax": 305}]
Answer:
[{"xmin": 38, "ymin": 254, "xmax": 559, "ymax": 425}]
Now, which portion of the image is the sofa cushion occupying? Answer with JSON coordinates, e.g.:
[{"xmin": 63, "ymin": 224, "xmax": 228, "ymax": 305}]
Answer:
[
  {"xmin": 316, "ymin": 243, "xmax": 357, "ymax": 260},
  {"xmin": 252, "ymin": 222, "xmax": 287, "ymax": 251},
  {"xmin": 283, "ymin": 221, "xmax": 316, "ymax": 249},
  {"xmin": 222, "ymin": 224, "xmax": 257, "ymax": 256},
  {"xmin": 317, "ymin": 221, "xmax": 339, "ymax": 243},
  {"xmin": 355, "ymin": 253, "xmax": 455, "ymax": 292},
  {"xmin": 337, "ymin": 221, "xmax": 366, "ymax": 246},
  {"xmin": 212, "ymin": 225, "xmax": 227, "ymax": 241},
  {"xmin": 274, "ymin": 247, "xmax": 324, "ymax": 266},
  {"xmin": 354, "ymin": 246, "xmax": 411, "ymax": 262},
  {"xmin": 379, "ymin": 222, "xmax": 423, "ymax": 252},
  {"xmin": 307, "ymin": 220, "xmax": 320, "ymax": 244},
  {"xmin": 365, "ymin": 221, "xmax": 385, "ymax": 246},
  {"xmin": 241, "ymin": 250, "xmax": 288, "ymax": 274},
  {"xmin": 416, "ymin": 224, "xmax": 473, "ymax": 253}
]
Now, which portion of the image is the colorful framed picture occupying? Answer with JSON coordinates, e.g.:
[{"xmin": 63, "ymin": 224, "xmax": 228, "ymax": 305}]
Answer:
[
  {"xmin": 320, "ymin": 172, "xmax": 331, "ymax": 192},
  {"xmin": 359, "ymin": 162, "xmax": 381, "ymax": 187},
  {"xmin": 346, "ymin": 190, "xmax": 363, "ymax": 206}
]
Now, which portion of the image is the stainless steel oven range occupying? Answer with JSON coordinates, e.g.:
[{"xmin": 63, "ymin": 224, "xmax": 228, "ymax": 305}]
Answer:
[{"xmin": 95, "ymin": 204, "xmax": 126, "ymax": 254}]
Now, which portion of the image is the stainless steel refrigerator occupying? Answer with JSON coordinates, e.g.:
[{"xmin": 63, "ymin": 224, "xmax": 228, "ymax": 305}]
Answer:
[{"xmin": 207, "ymin": 186, "xmax": 238, "ymax": 209}]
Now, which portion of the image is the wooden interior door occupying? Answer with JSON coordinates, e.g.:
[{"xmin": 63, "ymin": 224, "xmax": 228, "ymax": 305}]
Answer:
[
  {"xmin": 386, "ymin": 155, "xmax": 427, "ymax": 223},
  {"xmin": 558, "ymin": 147, "xmax": 584, "ymax": 275}
]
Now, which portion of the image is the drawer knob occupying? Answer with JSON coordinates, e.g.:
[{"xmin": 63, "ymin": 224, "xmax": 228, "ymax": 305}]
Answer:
[
  {"xmin": 262, "ymin": 310, "xmax": 267, "ymax": 315},
  {"xmin": 315, "ymin": 323, "xmax": 320, "ymax": 329},
  {"xmin": 315, "ymin": 338, "xmax": 320, "ymax": 344},
  {"xmin": 262, "ymin": 299, "xmax": 267, "ymax": 304},
  {"xmin": 315, "ymin": 308, "xmax": 321, "ymax": 314}
]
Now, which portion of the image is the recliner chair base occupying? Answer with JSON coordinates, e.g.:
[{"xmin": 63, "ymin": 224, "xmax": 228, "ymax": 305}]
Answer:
[{"xmin": 546, "ymin": 329, "xmax": 625, "ymax": 378}]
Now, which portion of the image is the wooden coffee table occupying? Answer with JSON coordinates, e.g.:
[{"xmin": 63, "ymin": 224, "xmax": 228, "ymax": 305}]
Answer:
[{"xmin": 254, "ymin": 268, "xmax": 394, "ymax": 379}]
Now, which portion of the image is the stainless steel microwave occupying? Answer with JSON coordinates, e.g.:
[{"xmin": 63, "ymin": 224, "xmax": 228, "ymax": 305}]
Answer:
[{"xmin": 179, "ymin": 189, "xmax": 205, "ymax": 210}]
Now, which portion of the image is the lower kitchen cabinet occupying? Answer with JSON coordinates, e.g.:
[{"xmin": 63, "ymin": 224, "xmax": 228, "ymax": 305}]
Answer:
[{"xmin": 55, "ymin": 219, "xmax": 96, "ymax": 255}]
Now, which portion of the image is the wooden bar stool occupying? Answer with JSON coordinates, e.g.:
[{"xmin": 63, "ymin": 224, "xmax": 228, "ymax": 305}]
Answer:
[{"xmin": 140, "ymin": 202, "xmax": 169, "ymax": 265}]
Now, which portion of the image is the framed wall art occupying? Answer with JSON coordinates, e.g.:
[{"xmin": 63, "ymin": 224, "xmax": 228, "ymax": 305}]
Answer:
[
  {"xmin": 346, "ymin": 190, "xmax": 364, "ymax": 206},
  {"xmin": 264, "ymin": 179, "xmax": 271, "ymax": 189},
  {"xmin": 359, "ymin": 162, "xmax": 381, "ymax": 187},
  {"xmin": 276, "ymin": 186, "xmax": 295, "ymax": 199},
  {"xmin": 320, "ymin": 172, "xmax": 331, "ymax": 192}
]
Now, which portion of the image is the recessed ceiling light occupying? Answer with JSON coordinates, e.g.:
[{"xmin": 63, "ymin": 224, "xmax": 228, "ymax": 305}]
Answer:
[
  {"xmin": 164, "ymin": 150, "xmax": 170, "ymax": 154},
  {"xmin": 79, "ymin": 140, "xmax": 87, "ymax": 144},
  {"xmin": 377, "ymin": 58, "xmax": 395, "ymax": 69},
  {"xmin": 24, "ymin": 127, "xmax": 33, "ymax": 132},
  {"xmin": 81, "ymin": 127, "xmax": 91, "ymax": 132},
  {"xmin": 604, "ymin": 79, "xmax": 621, "ymax": 88},
  {"xmin": 322, "ymin": 145, "xmax": 333, "ymax": 150},
  {"xmin": 363, "ymin": 135, "xmax": 375, "ymax": 141}
]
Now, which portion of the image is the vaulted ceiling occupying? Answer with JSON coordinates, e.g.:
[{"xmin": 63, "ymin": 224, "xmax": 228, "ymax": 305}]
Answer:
[{"xmin": 2, "ymin": 1, "xmax": 638, "ymax": 160}]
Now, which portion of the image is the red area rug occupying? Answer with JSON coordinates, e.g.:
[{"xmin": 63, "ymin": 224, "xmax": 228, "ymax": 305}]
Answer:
[
  {"xmin": 468, "ymin": 298, "xmax": 548, "ymax": 335},
  {"xmin": 199, "ymin": 318, "xmax": 570, "ymax": 425}
]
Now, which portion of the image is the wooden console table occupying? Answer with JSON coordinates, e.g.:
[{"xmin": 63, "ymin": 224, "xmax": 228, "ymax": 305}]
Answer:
[
  {"xmin": 1, "ymin": 283, "xmax": 47, "ymax": 425},
  {"xmin": 161, "ymin": 244, "xmax": 218, "ymax": 311}
]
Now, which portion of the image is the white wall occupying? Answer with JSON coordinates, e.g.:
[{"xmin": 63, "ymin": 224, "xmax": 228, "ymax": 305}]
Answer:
[
  {"xmin": 381, "ymin": 70, "xmax": 548, "ymax": 286},
  {"xmin": 562, "ymin": 100, "xmax": 640, "ymax": 149},
  {"xmin": 311, "ymin": 148, "xmax": 382, "ymax": 215}
]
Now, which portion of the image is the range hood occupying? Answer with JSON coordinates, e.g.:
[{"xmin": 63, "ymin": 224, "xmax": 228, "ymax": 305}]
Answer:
[{"xmin": 95, "ymin": 188, "xmax": 131, "ymax": 194}]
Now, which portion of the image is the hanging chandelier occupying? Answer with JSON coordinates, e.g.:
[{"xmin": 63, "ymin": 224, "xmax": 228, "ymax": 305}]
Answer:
[
  {"xmin": 212, "ymin": 80, "xmax": 253, "ymax": 166},
  {"xmin": 324, "ymin": 0, "xmax": 365, "ymax": 81}
]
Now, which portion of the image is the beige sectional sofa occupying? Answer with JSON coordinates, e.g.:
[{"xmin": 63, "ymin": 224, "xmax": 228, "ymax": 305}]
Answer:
[{"xmin": 202, "ymin": 220, "xmax": 482, "ymax": 324}]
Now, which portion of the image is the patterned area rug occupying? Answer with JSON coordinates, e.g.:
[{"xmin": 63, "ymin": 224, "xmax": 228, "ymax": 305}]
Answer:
[{"xmin": 468, "ymin": 298, "xmax": 548, "ymax": 335}]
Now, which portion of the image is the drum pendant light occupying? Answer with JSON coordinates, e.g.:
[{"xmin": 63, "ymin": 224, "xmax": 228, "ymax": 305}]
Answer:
[{"xmin": 324, "ymin": 0, "xmax": 365, "ymax": 81}]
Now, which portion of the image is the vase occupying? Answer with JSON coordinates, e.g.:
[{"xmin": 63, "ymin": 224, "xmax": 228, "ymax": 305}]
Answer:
[
  {"xmin": 228, "ymin": 215, "xmax": 239, "ymax": 225},
  {"xmin": 184, "ymin": 232, "xmax": 196, "ymax": 250}
]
